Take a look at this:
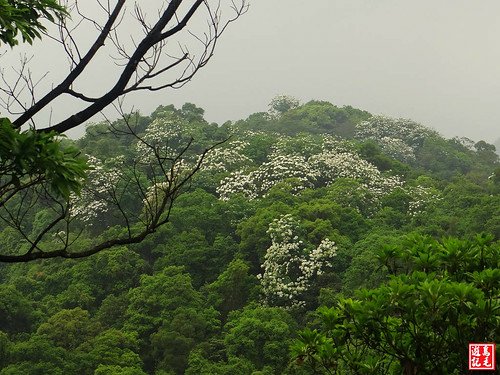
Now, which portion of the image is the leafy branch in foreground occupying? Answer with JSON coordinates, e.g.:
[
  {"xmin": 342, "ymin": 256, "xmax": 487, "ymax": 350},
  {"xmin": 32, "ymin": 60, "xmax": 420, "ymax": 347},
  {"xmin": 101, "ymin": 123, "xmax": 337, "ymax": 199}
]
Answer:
[
  {"xmin": 0, "ymin": 117, "xmax": 87, "ymax": 203},
  {"xmin": 0, "ymin": 0, "xmax": 67, "ymax": 46},
  {"xmin": 292, "ymin": 234, "xmax": 500, "ymax": 375}
]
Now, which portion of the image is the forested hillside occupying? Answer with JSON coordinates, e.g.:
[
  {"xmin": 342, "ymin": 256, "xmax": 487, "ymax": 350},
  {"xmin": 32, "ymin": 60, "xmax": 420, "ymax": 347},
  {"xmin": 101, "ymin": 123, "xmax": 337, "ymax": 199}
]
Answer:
[{"xmin": 0, "ymin": 98, "xmax": 498, "ymax": 374}]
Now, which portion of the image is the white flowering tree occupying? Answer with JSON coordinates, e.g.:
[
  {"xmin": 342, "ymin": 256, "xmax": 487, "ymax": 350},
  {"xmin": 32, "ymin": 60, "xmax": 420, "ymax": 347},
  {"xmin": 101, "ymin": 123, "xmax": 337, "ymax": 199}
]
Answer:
[
  {"xmin": 218, "ymin": 133, "xmax": 403, "ymax": 205},
  {"xmin": 69, "ymin": 155, "xmax": 125, "ymax": 223},
  {"xmin": 217, "ymin": 152, "xmax": 318, "ymax": 200},
  {"xmin": 309, "ymin": 151, "xmax": 401, "ymax": 189},
  {"xmin": 355, "ymin": 116, "xmax": 439, "ymax": 163},
  {"xmin": 215, "ymin": 130, "xmax": 443, "ymax": 221},
  {"xmin": 268, "ymin": 95, "xmax": 300, "ymax": 119},
  {"xmin": 378, "ymin": 137, "xmax": 416, "ymax": 163},
  {"xmin": 405, "ymin": 181, "xmax": 441, "ymax": 217},
  {"xmin": 201, "ymin": 140, "xmax": 253, "ymax": 174},
  {"xmin": 258, "ymin": 214, "xmax": 337, "ymax": 308}
]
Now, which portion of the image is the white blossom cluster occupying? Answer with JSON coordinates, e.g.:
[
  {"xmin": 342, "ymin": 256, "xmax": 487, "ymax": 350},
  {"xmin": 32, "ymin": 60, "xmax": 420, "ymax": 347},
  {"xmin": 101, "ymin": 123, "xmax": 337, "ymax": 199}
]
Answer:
[
  {"xmin": 143, "ymin": 181, "xmax": 170, "ymax": 208},
  {"xmin": 238, "ymin": 129, "xmax": 274, "ymax": 139},
  {"xmin": 321, "ymin": 134, "xmax": 356, "ymax": 154},
  {"xmin": 136, "ymin": 115, "xmax": 193, "ymax": 161},
  {"xmin": 311, "ymin": 150, "xmax": 404, "ymax": 210},
  {"xmin": 217, "ymin": 152, "xmax": 318, "ymax": 200},
  {"xmin": 51, "ymin": 230, "xmax": 67, "ymax": 245},
  {"xmin": 69, "ymin": 155, "xmax": 124, "ymax": 223},
  {"xmin": 355, "ymin": 116, "xmax": 437, "ymax": 145},
  {"xmin": 216, "ymin": 131, "xmax": 403, "ymax": 202},
  {"xmin": 310, "ymin": 151, "xmax": 380, "ymax": 184},
  {"xmin": 218, "ymin": 146, "xmax": 403, "ymax": 204},
  {"xmin": 406, "ymin": 185, "xmax": 441, "ymax": 217},
  {"xmin": 253, "ymin": 153, "xmax": 318, "ymax": 194},
  {"xmin": 258, "ymin": 214, "xmax": 337, "ymax": 308},
  {"xmin": 217, "ymin": 170, "xmax": 258, "ymax": 200},
  {"xmin": 142, "ymin": 157, "xmax": 192, "ymax": 211},
  {"xmin": 201, "ymin": 140, "xmax": 252, "ymax": 173},
  {"xmin": 354, "ymin": 116, "xmax": 439, "ymax": 162},
  {"xmin": 270, "ymin": 134, "xmax": 355, "ymax": 159},
  {"xmin": 378, "ymin": 136, "xmax": 416, "ymax": 163}
]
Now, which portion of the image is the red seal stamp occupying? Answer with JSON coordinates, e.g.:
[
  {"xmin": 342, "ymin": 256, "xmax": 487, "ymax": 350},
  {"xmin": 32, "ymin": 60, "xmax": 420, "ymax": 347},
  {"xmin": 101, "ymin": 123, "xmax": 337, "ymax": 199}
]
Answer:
[{"xmin": 469, "ymin": 343, "xmax": 496, "ymax": 371}]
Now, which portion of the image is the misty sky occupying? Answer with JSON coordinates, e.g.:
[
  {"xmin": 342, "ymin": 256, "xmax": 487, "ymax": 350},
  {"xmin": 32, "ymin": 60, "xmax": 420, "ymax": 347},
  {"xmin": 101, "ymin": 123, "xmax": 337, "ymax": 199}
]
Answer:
[{"xmin": 2, "ymin": 0, "xmax": 500, "ymax": 143}]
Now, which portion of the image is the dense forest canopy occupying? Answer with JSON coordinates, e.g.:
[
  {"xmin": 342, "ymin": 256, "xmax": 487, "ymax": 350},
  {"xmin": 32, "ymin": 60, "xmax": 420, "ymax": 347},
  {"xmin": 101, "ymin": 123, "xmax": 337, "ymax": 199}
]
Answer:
[{"xmin": 0, "ymin": 98, "xmax": 499, "ymax": 374}]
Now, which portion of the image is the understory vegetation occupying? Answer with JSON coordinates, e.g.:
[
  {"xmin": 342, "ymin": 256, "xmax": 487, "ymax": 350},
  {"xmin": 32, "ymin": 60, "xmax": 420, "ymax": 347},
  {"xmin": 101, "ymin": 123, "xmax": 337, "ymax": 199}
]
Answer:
[{"xmin": 0, "ymin": 98, "xmax": 499, "ymax": 374}]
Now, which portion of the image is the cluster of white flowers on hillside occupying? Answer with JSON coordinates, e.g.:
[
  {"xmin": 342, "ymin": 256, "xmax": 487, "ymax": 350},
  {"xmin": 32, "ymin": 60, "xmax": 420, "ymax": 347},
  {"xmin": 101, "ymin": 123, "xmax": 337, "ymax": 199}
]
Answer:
[
  {"xmin": 201, "ymin": 140, "xmax": 252, "ymax": 173},
  {"xmin": 142, "ymin": 157, "xmax": 191, "ymax": 210},
  {"xmin": 212, "ymin": 131, "xmax": 441, "ymax": 216},
  {"xmin": 378, "ymin": 136, "xmax": 416, "ymax": 163},
  {"xmin": 271, "ymin": 134, "xmax": 356, "ymax": 159},
  {"xmin": 258, "ymin": 214, "xmax": 337, "ymax": 308},
  {"xmin": 218, "ymin": 136, "xmax": 403, "ymax": 202},
  {"xmin": 355, "ymin": 116, "xmax": 439, "ymax": 162},
  {"xmin": 406, "ymin": 185, "xmax": 441, "ymax": 217},
  {"xmin": 141, "ymin": 181, "xmax": 171, "ymax": 222},
  {"xmin": 217, "ymin": 152, "xmax": 317, "ymax": 200},
  {"xmin": 321, "ymin": 134, "xmax": 356, "ymax": 153},
  {"xmin": 69, "ymin": 155, "xmax": 124, "ymax": 223},
  {"xmin": 136, "ymin": 115, "xmax": 193, "ymax": 161},
  {"xmin": 355, "ymin": 116, "xmax": 437, "ymax": 145},
  {"xmin": 217, "ymin": 170, "xmax": 258, "ymax": 200},
  {"xmin": 253, "ymin": 153, "xmax": 317, "ymax": 193},
  {"xmin": 311, "ymin": 150, "xmax": 404, "ymax": 208},
  {"xmin": 310, "ymin": 151, "xmax": 397, "ymax": 187}
]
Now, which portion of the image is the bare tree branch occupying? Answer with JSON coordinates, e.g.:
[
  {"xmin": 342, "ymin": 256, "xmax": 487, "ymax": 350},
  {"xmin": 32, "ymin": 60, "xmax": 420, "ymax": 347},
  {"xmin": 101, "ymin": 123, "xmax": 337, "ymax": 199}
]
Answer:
[
  {"xmin": 4, "ymin": 0, "xmax": 247, "ymax": 133},
  {"xmin": 12, "ymin": 0, "xmax": 127, "ymax": 128}
]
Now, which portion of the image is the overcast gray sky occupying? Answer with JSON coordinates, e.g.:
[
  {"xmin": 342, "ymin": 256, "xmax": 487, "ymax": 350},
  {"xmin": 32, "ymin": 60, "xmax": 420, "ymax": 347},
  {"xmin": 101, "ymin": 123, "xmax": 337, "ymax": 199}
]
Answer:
[{"xmin": 2, "ymin": 0, "xmax": 500, "ymax": 143}]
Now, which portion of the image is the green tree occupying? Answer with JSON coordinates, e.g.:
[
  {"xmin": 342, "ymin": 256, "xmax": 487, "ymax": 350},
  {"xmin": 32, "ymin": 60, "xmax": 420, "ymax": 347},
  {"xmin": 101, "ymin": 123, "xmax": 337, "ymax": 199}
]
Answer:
[
  {"xmin": 475, "ymin": 140, "xmax": 498, "ymax": 164},
  {"xmin": 70, "ymin": 246, "xmax": 147, "ymax": 303},
  {"xmin": 204, "ymin": 258, "xmax": 258, "ymax": 319},
  {"xmin": 276, "ymin": 100, "xmax": 370, "ymax": 137},
  {"xmin": 0, "ymin": 284, "xmax": 36, "ymax": 334},
  {"xmin": 1, "ymin": 335, "xmax": 71, "ymax": 374},
  {"xmin": 151, "ymin": 307, "xmax": 219, "ymax": 374},
  {"xmin": 185, "ymin": 350, "xmax": 256, "ymax": 375},
  {"xmin": 78, "ymin": 329, "xmax": 145, "ymax": 374},
  {"xmin": 124, "ymin": 266, "xmax": 219, "ymax": 373},
  {"xmin": 125, "ymin": 267, "xmax": 206, "ymax": 338},
  {"xmin": 292, "ymin": 234, "xmax": 500, "ymax": 374},
  {"xmin": 0, "ymin": 332, "xmax": 9, "ymax": 366},
  {"xmin": 36, "ymin": 307, "xmax": 99, "ymax": 350},
  {"xmin": 224, "ymin": 306, "xmax": 297, "ymax": 372},
  {"xmin": 341, "ymin": 231, "xmax": 401, "ymax": 294},
  {"xmin": 268, "ymin": 95, "xmax": 300, "ymax": 118},
  {"xmin": 96, "ymin": 293, "xmax": 130, "ymax": 329},
  {"xmin": 154, "ymin": 231, "xmax": 237, "ymax": 288},
  {"xmin": 94, "ymin": 365, "xmax": 147, "ymax": 375}
]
